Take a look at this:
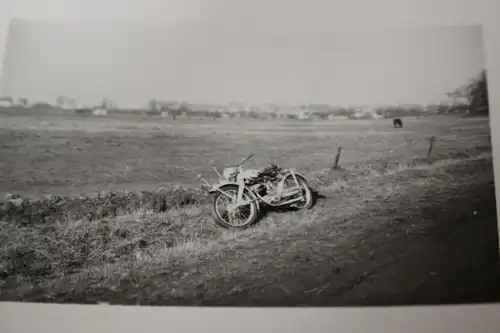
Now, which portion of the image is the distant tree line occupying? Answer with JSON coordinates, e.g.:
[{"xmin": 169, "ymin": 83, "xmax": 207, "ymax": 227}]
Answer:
[
  {"xmin": 447, "ymin": 69, "xmax": 489, "ymax": 115},
  {"xmin": 4, "ymin": 70, "xmax": 488, "ymax": 120}
]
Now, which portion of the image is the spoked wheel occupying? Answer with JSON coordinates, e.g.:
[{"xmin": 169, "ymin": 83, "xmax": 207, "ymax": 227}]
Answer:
[
  {"xmin": 211, "ymin": 185, "xmax": 259, "ymax": 229},
  {"xmin": 282, "ymin": 174, "xmax": 314, "ymax": 210}
]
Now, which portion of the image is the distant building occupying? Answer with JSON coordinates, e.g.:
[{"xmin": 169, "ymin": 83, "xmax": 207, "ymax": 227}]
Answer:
[
  {"xmin": 0, "ymin": 96, "xmax": 14, "ymax": 107},
  {"xmin": 92, "ymin": 107, "xmax": 108, "ymax": 116},
  {"xmin": 17, "ymin": 97, "xmax": 28, "ymax": 107},
  {"xmin": 152, "ymin": 100, "xmax": 182, "ymax": 111},
  {"xmin": 298, "ymin": 111, "xmax": 311, "ymax": 120},
  {"xmin": 328, "ymin": 114, "xmax": 350, "ymax": 121}
]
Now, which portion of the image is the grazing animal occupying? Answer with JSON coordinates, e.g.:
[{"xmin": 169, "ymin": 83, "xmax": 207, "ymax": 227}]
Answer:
[{"xmin": 393, "ymin": 118, "xmax": 403, "ymax": 128}]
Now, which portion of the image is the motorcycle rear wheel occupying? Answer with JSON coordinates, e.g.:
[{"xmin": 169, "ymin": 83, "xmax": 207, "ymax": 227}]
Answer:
[{"xmin": 282, "ymin": 174, "xmax": 314, "ymax": 210}]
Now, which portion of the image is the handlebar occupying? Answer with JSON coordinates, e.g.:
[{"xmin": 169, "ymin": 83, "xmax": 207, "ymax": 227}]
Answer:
[{"xmin": 237, "ymin": 153, "xmax": 254, "ymax": 166}]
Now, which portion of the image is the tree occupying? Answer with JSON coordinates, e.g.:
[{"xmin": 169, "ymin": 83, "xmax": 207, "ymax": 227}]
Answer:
[
  {"xmin": 447, "ymin": 70, "xmax": 489, "ymax": 115},
  {"xmin": 56, "ymin": 95, "xmax": 66, "ymax": 107},
  {"xmin": 179, "ymin": 102, "xmax": 190, "ymax": 120},
  {"xmin": 170, "ymin": 109, "xmax": 180, "ymax": 120},
  {"xmin": 101, "ymin": 97, "xmax": 111, "ymax": 109},
  {"xmin": 148, "ymin": 99, "xmax": 158, "ymax": 110},
  {"xmin": 469, "ymin": 70, "xmax": 489, "ymax": 114},
  {"xmin": 18, "ymin": 98, "xmax": 28, "ymax": 106}
]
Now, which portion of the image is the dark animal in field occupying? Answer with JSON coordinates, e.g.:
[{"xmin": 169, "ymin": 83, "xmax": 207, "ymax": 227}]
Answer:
[{"xmin": 393, "ymin": 118, "xmax": 403, "ymax": 128}]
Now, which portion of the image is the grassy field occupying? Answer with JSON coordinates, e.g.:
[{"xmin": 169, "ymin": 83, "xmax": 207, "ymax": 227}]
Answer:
[
  {"xmin": 0, "ymin": 113, "xmax": 490, "ymax": 198},
  {"xmin": 0, "ymin": 112, "xmax": 499, "ymax": 305}
]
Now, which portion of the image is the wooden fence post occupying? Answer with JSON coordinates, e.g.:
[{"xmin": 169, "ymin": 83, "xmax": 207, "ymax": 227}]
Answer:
[
  {"xmin": 332, "ymin": 147, "xmax": 342, "ymax": 170},
  {"xmin": 426, "ymin": 136, "xmax": 436, "ymax": 158}
]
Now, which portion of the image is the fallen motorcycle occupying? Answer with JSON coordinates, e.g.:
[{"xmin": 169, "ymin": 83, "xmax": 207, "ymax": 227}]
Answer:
[{"xmin": 197, "ymin": 153, "xmax": 314, "ymax": 229}]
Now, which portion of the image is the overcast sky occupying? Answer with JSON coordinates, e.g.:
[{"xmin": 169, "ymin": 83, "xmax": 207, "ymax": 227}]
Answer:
[{"xmin": 0, "ymin": 1, "xmax": 486, "ymax": 108}]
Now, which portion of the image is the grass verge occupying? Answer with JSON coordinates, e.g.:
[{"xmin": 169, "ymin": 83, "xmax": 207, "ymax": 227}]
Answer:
[{"xmin": 0, "ymin": 151, "xmax": 497, "ymax": 305}]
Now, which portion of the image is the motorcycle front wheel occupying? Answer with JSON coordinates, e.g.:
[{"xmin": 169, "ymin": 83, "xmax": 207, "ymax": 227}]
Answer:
[{"xmin": 211, "ymin": 185, "xmax": 259, "ymax": 229}]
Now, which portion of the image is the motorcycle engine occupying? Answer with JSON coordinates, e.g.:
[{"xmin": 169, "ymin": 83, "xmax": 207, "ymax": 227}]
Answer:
[{"xmin": 251, "ymin": 183, "xmax": 267, "ymax": 196}]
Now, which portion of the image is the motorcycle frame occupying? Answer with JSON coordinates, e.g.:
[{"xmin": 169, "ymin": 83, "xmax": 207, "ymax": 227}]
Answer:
[
  {"xmin": 198, "ymin": 154, "xmax": 256, "ymax": 206},
  {"xmin": 198, "ymin": 167, "xmax": 308, "ymax": 209},
  {"xmin": 250, "ymin": 169, "xmax": 309, "ymax": 207}
]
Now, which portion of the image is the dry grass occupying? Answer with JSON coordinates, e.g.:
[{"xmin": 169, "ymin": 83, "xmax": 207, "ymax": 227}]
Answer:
[
  {"xmin": 0, "ymin": 112, "xmax": 497, "ymax": 305},
  {"xmin": 0, "ymin": 152, "xmax": 495, "ymax": 304}
]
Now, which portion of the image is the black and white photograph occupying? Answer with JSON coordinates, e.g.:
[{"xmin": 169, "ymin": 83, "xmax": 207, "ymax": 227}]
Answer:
[{"xmin": 0, "ymin": 18, "xmax": 498, "ymax": 306}]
